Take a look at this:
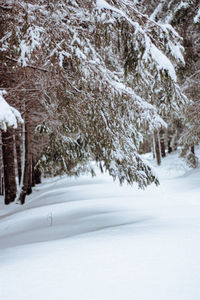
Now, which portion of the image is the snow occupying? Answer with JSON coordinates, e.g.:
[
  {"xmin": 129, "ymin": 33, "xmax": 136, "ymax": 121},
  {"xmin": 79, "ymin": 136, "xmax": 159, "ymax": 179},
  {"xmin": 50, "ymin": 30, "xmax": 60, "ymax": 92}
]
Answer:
[
  {"xmin": 0, "ymin": 90, "xmax": 23, "ymax": 131},
  {"xmin": 150, "ymin": 3, "xmax": 163, "ymax": 20},
  {"xmin": 18, "ymin": 26, "xmax": 42, "ymax": 67},
  {"xmin": 165, "ymin": 1, "xmax": 190, "ymax": 23},
  {"xmin": 96, "ymin": 0, "xmax": 113, "ymax": 10},
  {"xmin": 146, "ymin": 42, "xmax": 177, "ymax": 82},
  {"xmin": 161, "ymin": 24, "xmax": 185, "ymax": 65},
  {"xmin": 1, "ymin": 151, "xmax": 200, "ymax": 300},
  {"xmin": 96, "ymin": 0, "xmax": 144, "ymax": 30},
  {"xmin": 194, "ymin": 7, "xmax": 200, "ymax": 23}
]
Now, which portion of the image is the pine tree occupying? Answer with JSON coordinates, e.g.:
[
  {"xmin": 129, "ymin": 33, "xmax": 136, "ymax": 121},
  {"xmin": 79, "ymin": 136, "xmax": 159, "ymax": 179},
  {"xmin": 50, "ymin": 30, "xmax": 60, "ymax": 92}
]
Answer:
[
  {"xmin": 138, "ymin": 0, "xmax": 200, "ymax": 166},
  {"xmin": 0, "ymin": 0, "xmax": 189, "ymax": 203}
]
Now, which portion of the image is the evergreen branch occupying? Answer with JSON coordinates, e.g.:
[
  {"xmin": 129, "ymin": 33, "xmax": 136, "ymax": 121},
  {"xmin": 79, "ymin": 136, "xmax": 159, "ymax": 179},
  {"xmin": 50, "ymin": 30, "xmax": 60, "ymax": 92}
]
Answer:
[{"xmin": 5, "ymin": 56, "xmax": 48, "ymax": 72}]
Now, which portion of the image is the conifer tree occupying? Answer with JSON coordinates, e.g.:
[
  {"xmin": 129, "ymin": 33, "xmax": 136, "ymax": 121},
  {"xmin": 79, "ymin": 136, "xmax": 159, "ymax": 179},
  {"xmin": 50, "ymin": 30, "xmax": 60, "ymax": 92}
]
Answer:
[{"xmin": 0, "ymin": 0, "xmax": 189, "ymax": 205}]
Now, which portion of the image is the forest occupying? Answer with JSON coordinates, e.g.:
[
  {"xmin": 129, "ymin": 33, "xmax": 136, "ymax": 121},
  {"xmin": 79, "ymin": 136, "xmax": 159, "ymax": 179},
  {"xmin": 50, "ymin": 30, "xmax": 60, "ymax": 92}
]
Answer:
[
  {"xmin": 0, "ymin": 0, "xmax": 199, "ymax": 205},
  {"xmin": 0, "ymin": 1, "xmax": 200, "ymax": 300}
]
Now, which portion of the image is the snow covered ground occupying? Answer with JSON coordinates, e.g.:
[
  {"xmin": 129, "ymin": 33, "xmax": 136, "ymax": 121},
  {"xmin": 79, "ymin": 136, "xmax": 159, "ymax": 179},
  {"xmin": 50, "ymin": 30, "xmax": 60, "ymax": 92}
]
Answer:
[{"xmin": 0, "ymin": 151, "xmax": 200, "ymax": 300}]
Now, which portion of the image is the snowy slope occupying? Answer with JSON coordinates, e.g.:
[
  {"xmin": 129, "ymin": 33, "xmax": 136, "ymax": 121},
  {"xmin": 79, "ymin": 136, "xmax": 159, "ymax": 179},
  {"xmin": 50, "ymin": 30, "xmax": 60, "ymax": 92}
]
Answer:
[{"xmin": 0, "ymin": 151, "xmax": 200, "ymax": 300}]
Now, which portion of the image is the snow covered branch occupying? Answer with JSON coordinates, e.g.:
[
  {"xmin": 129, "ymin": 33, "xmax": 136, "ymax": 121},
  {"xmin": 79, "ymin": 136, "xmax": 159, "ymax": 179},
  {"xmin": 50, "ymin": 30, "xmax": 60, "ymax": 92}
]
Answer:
[{"xmin": 0, "ymin": 90, "xmax": 24, "ymax": 131}]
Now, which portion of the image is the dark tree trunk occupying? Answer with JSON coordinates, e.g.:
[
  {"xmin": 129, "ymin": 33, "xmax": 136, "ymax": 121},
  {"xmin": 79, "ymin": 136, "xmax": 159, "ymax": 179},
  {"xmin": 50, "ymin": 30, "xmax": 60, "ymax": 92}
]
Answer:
[
  {"xmin": 160, "ymin": 139, "xmax": 166, "ymax": 157},
  {"xmin": 27, "ymin": 154, "xmax": 32, "ymax": 195},
  {"xmin": 34, "ymin": 165, "xmax": 42, "ymax": 184},
  {"xmin": 31, "ymin": 157, "xmax": 36, "ymax": 187},
  {"xmin": 0, "ymin": 135, "xmax": 4, "ymax": 196},
  {"xmin": 15, "ymin": 128, "xmax": 22, "ymax": 184},
  {"xmin": 191, "ymin": 145, "xmax": 195, "ymax": 155},
  {"xmin": 168, "ymin": 139, "xmax": 172, "ymax": 154},
  {"xmin": 0, "ymin": 176, "xmax": 4, "ymax": 196},
  {"xmin": 160, "ymin": 129, "xmax": 166, "ymax": 158},
  {"xmin": 19, "ymin": 120, "xmax": 31, "ymax": 204},
  {"xmin": 154, "ymin": 130, "xmax": 161, "ymax": 166},
  {"xmin": 2, "ymin": 128, "xmax": 17, "ymax": 204}
]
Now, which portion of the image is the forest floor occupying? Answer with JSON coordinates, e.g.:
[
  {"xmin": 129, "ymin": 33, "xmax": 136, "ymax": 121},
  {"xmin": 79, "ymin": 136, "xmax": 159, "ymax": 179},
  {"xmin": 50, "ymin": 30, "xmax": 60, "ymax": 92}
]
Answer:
[{"xmin": 0, "ymin": 150, "xmax": 200, "ymax": 300}]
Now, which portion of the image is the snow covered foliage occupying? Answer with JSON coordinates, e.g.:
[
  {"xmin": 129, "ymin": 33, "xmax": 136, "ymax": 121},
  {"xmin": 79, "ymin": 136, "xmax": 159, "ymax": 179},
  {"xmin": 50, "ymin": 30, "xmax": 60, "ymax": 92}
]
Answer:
[
  {"xmin": 0, "ymin": 0, "xmax": 188, "ymax": 186},
  {"xmin": 135, "ymin": 0, "xmax": 200, "ymax": 163},
  {"xmin": 0, "ymin": 90, "xmax": 23, "ymax": 131}
]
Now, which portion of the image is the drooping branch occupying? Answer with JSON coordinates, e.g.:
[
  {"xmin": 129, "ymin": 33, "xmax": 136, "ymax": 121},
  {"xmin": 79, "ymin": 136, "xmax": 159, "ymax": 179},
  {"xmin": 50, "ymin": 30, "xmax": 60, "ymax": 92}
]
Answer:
[{"xmin": 5, "ymin": 56, "xmax": 48, "ymax": 72}]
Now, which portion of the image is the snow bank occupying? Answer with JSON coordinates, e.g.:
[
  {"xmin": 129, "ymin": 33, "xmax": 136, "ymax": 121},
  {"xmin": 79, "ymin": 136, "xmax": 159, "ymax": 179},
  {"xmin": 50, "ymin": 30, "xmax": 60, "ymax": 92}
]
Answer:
[{"xmin": 1, "ymin": 151, "xmax": 200, "ymax": 300}]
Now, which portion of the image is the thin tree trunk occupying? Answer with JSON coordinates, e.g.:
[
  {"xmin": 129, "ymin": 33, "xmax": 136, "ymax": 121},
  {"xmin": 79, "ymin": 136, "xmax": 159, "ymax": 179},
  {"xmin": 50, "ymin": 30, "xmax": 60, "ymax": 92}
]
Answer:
[
  {"xmin": 31, "ymin": 157, "xmax": 36, "ymax": 187},
  {"xmin": 154, "ymin": 130, "xmax": 161, "ymax": 166},
  {"xmin": 160, "ymin": 129, "xmax": 166, "ymax": 158},
  {"xmin": 168, "ymin": 139, "xmax": 172, "ymax": 154},
  {"xmin": 152, "ymin": 136, "xmax": 155, "ymax": 159},
  {"xmin": 191, "ymin": 145, "xmax": 195, "ymax": 155},
  {"xmin": 0, "ymin": 176, "xmax": 4, "ymax": 196},
  {"xmin": 34, "ymin": 165, "xmax": 42, "ymax": 184},
  {"xmin": 19, "ymin": 120, "xmax": 31, "ymax": 204},
  {"xmin": 2, "ymin": 128, "xmax": 17, "ymax": 204},
  {"xmin": 15, "ymin": 128, "xmax": 22, "ymax": 184},
  {"xmin": 0, "ymin": 134, "xmax": 4, "ymax": 196},
  {"xmin": 27, "ymin": 153, "xmax": 32, "ymax": 195}
]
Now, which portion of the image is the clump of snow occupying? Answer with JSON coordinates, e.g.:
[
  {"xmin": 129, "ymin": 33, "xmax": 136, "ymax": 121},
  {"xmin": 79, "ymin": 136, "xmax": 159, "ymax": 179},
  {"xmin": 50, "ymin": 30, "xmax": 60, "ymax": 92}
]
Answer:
[
  {"xmin": 194, "ymin": 7, "xmax": 200, "ymax": 23},
  {"xmin": 18, "ymin": 26, "xmax": 43, "ymax": 67},
  {"xmin": 143, "ymin": 37, "xmax": 177, "ymax": 82},
  {"xmin": 96, "ymin": 0, "xmax": 113, "ymax": 10},
  {"xmin": 151, "ymin": 44, "xmax": 177, "ymax": 81},
  {"xmin": 0, "ymin": 90, "xmax": 23, "ymax": 131},
  {"xmin": 161, "ymin": 24, "xmax": 185, "ymax": 65}
]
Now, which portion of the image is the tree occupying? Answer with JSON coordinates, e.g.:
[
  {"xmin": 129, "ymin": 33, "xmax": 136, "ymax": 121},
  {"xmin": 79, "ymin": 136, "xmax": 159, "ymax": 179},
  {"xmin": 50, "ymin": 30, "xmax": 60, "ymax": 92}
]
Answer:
[
  {"xmin": 0, "ymin": 90, "xmax": 23, "ymax": 204},
  {"xmin": 138, "ymin": 0, "xmax": 200, "ymax": 165},
  {"xmin": 0, "ymin": 0, "xmax": 189, "ymax": 204}
]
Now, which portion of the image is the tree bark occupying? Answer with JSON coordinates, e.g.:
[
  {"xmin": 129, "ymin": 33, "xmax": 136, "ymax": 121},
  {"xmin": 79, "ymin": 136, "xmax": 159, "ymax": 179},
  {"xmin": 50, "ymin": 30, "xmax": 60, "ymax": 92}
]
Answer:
[
  {"xmin": 31, "ymin": 156, "xmax": 35, "ymax": 187},
  {"xmin": 160, "ymin": 129, "xmax": 166, "ymax": 158},
  {"xmin": 168, "ymin": 139, "xmax": 172, "ymax": 154},
  {"xmin": 15, "ymin": 128, "xmax": 22, "ymax": 184},
  {"xmin": 34, "ymin": 165, "xmax": 42, "ymax": 184},
  {"xmin": 0, "ymin": 176, "xmax": 4, "ymax": 196},
  {"xmin": 154, "ymin": 130, "xmax": 161, "ymax": 166},
  {"xmin": 27, "ymin": 154, "xmax": 32, "ymax": 195},
  {"xmin": 191, "ymin": 145, "xmax": 195, "ymax": 155},
  {"xmin": 2, "ymin": 128, "xmax": 17, "ymax": 204},
  {"xmin": 19, "ymin": 120, "xmax": 31, "ymax": 204},
  {"xmin": 0, "ymin": 134, "xmax": 4, "ymax": 196}
]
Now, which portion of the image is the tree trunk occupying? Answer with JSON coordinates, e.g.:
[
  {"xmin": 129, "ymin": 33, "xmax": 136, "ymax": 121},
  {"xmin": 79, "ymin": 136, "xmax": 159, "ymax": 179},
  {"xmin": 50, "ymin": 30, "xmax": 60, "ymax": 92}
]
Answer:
[
  {"xmin": 2, "ymin": 128, "xmax": 17, "ymax": 204},
  {"xmin": 31, "ymin": 157, "xmax": 36, "ymax": 187},
  {"xmin": 160, "ymin": 129, "xmax": 166, "ymax": 158},
  {"xmin": 19, "ymin": 120, "xmax": 31, "ymax": 204},
  {"xmin": 154, "ymin": 130, "xmax": 161, "ymax": 166},
  {"xmin": 27, "ymin": 154, "xmax": 32, "ymax": 195},
  {"xmin": 168, "ymin": 139, "xmax": 172, "ymax": 154},
  {"xmin": 191, "ymin": 145, "xmax": 195, "ymax": 155},
  {"xmin": 15, "ymin": 128, "xmax": 22, "ymax": 184},
  {"xmin": 34, "ymin": 165, "xmax": 42, "ymax": 184},
  {"xmin": 0, "ymin": 134, "xmax": 4, "ymax": 196},
  {"xmin": 0, "ymin": 176, "xmax": 4, "ymax": 196}
]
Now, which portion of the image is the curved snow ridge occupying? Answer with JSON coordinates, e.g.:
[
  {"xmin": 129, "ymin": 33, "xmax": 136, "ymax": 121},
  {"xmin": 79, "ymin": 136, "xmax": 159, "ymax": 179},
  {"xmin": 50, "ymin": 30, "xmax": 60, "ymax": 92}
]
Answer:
[{"xmin": 0, "ymin": 199, "xmax": 153, "ymax": 249}]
